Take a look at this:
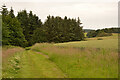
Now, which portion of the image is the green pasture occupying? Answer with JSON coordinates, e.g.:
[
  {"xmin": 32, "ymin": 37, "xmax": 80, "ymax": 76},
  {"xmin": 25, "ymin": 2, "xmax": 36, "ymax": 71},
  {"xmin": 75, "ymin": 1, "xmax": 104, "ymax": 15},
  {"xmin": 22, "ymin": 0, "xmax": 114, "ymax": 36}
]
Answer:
[{"xmin": 55, "ymin": 33, "xmax": 118, "ymax": 49}]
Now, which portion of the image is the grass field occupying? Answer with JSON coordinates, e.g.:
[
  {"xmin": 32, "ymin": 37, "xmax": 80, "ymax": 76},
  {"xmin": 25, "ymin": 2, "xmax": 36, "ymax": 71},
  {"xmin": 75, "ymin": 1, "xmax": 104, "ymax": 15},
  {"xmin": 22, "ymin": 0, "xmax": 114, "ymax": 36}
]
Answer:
[
  {"xmin": 2, "ymin": 33, "xmax": 118, "ymax": 78},
  {"xmin": 55, "ymin": 33, "xmax": 118, "ymax": 49}
]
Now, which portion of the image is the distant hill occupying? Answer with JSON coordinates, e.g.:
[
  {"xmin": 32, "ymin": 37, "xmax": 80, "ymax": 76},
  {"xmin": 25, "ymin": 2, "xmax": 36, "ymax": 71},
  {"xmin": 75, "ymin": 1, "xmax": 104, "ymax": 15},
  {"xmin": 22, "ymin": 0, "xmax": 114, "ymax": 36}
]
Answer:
[{"xmin": 83, "ymin": 29, "xmax": 94, "ymax": 33}]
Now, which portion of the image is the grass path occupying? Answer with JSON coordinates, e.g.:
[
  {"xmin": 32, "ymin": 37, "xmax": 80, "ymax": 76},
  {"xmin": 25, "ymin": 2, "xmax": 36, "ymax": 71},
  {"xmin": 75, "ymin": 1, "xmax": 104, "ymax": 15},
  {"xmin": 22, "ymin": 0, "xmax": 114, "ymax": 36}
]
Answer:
[{"xmin": 3, "ymin": 50, "xmax": 66, "ymax": 78}]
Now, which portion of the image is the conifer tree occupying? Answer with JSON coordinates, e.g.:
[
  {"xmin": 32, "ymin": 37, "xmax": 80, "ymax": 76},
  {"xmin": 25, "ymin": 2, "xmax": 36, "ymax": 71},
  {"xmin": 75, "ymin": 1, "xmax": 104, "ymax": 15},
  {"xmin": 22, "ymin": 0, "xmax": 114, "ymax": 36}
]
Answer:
[
  {"xmin": 9, "ymin": 7, "xmax": 15, "ymax": 18},
  {"xmin": 1, "ymin": 5, "xmax": 27, "ymax": 47}
]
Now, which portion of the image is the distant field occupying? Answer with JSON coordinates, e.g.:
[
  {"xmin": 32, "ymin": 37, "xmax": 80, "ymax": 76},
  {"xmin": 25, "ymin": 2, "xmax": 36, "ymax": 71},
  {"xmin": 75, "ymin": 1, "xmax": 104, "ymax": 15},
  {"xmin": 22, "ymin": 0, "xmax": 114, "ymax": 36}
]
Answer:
[
  {"xmin": 2, "ymin": 33, "xmax": 118, "ymax": 78},
  {"xmin": 55, "ymin": 33, "xmax": 118, "ymax": 49}
]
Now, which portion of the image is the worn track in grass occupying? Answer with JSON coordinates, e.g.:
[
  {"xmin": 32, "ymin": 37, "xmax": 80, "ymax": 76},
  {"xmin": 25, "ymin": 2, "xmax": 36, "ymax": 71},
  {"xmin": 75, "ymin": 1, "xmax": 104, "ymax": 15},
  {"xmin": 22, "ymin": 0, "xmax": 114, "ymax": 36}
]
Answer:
[{"xmin": 2, "ymin": 50, "xmax": 66, "ymax": 78}]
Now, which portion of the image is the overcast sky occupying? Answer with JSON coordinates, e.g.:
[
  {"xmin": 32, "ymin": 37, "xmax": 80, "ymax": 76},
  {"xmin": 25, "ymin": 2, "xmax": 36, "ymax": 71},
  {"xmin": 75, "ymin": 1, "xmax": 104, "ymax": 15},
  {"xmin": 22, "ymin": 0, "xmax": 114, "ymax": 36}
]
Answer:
[{"xmin": 0, "ymin": 0, "xmax": 119, "ymax": 29}]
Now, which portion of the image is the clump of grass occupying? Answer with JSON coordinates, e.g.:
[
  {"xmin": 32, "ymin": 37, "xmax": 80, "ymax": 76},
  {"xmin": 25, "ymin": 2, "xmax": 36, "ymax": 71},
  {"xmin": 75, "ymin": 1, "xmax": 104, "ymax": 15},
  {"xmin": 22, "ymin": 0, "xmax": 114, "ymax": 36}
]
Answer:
[
  {"xmin": 25, "ymin": 47, "xmax": 31, "ymax": 50},
  {"xmin": 97, "ymin": 38, "xmax": 103, "ymax": 40},
  {"xmin": 2, "ymin": 52, "xmax": 22, "ymax": 78}
]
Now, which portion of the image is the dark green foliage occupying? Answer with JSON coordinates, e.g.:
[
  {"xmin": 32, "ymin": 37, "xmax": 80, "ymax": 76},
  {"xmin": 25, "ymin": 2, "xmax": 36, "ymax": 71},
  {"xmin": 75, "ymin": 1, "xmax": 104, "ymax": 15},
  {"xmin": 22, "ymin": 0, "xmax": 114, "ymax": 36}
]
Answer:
[
  {"xmin": 96, "ymin": 31, "xmax": 112, "ymax": 37},
  {"xmin": 2, "ymin": 22, "xmax": 10, "ymax": 45},
  {"xmin": 44, "ymin": 16, "xmax": 84, "ymax": 43},
  {"xmin": 87, "ymin": 30, "xmax": 97, "ymax": 38},
  {"xmin": 87, "ymin": 28, "xmax": 114, "ymax": 38},
  {"xmin": 102, "ymin": 28, "xmax": 120, "ymax": 33},
  {"xmin": 7, "ymin": 17, "xmax": 27, "ymax": 47},
  {"xmin": 32, "ymin": 28, "xmax": 47, "ymax": 44},
  {"xmin": 1, "ymin": 5, "xmax": 11, "ymax": 45},
  {"xmin": 1, "ymin": 5, "xmax": 27, "ymax": 47},
  {"xmin": 17, "ymin": 10, "xmax": 43, "ymax": 46},
  {"xmin": 9, "ymin": 7, "xmax": 15, "ymax": 18},
  {"xmin": 3, "ymin": 15, "xmax": 27, "ymax": 47},
  {"xmin": 0, "ymin": 15, "xmax": 2, "ymax": 45}
]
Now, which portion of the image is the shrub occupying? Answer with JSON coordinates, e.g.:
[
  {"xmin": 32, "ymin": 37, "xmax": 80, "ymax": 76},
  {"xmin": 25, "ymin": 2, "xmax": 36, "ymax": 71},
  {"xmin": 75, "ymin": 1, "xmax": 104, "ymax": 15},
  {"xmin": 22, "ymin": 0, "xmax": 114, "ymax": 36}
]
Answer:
[{"xmin": 97, "ymin": 38, "xmax": 103, "ymax": 40}]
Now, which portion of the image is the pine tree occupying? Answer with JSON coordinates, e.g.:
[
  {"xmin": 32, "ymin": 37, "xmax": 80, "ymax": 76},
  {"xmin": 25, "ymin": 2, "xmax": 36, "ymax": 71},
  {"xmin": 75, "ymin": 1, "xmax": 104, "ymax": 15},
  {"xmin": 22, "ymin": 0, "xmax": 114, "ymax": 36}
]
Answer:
[
  {"xmin": 17, "ymin": 10, "xmax": 43, "ymax": 46},
  {"xmin": 1, "ymin": 5, "xmax": 10, "ymax": 45},
  {"xmin": 1, "ymin": 4, "xmax": 8, "ymax": 16},
  {"xmin": 1, "ymin": 6, "xmax": 27, "ymax": 47},
  {"xmin": 44, "ymin": 16, "xmax": 84, "ymax": 43},
  {"xmin": 9, "ymin": 7, "xmax": 15, "ymax": 18}
]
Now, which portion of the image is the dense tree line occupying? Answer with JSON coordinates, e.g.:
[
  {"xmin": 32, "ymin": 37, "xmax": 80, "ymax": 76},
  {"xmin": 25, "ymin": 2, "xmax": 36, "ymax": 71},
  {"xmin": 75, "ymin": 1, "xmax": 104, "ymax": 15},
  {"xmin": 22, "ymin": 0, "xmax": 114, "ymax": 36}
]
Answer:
[
  {"xmin": 17, "ymin": 10, "xmax": 43, "ymax": 46},
  {"xmin": 1, "ymin": 5, "xmax": 84, "ymax": 47},
  {"xmin": 101, "ymin": 28, "xmax": 120, "ymax": 33},
  {"xmin": 36, "ymin": 16, "xmax": 84, "ymax": 43},
  {"xmin": 2, "ymin": 6, "xmax": 27, "ymax": 47},
  {"xmin": 87, "ymin": 28, "xmax": 120, "ymax": 38}
]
